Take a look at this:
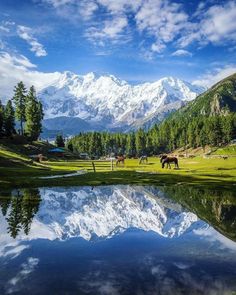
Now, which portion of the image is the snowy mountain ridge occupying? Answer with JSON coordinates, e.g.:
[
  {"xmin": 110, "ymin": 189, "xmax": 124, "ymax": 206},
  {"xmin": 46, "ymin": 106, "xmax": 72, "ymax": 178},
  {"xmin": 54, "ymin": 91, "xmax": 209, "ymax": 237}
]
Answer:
[
  {"xmin": 2, "ymin": 186, "xmax": 205, "ymax": 242},
  {"xmin": 39, "ymin": 72, "xmax": 205, "ymax": 134}
]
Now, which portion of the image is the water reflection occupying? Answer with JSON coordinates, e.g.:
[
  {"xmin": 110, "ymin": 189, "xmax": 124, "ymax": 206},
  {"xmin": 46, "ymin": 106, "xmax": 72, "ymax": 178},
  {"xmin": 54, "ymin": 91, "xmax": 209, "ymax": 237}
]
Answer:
[
  {"xmin": 0, "ymin": 189, "xmax": 41, "ymax": 238},
  {"xmin": 1, "ymin": 185, "xmax": 235, "ymax": 241},
  {"xmin": 0, "ymin": 185, "xmax": 236, "ymax": 295},
  {"xmin": 161, "ymin": 185, "xmax": 236, "ymax": 241}
]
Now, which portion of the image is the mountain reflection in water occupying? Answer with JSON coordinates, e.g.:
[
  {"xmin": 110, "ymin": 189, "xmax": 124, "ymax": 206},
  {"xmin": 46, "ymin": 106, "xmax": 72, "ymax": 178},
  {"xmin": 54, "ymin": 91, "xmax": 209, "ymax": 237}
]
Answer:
[{"xmin": 0, "ymin": 185, "xmax": 236, "ymax": 295}]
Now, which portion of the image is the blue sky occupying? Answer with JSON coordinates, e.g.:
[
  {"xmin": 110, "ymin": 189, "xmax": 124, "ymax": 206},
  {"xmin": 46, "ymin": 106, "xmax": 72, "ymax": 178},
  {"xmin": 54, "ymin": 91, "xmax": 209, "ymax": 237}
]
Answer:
[{"xmin": 0, "ymin": 0, "xmax": 236, "ymax": 91}]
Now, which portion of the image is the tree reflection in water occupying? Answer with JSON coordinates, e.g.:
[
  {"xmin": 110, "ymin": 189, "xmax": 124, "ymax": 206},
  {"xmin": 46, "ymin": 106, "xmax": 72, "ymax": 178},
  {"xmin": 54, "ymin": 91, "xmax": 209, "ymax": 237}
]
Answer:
[
  {"xmin": 0, "ymin": 188, "xmax": 41, "ymax": 238},
  {"xmin": 161, "ymin": 185, "xmax": 236, "ymax": 241}
]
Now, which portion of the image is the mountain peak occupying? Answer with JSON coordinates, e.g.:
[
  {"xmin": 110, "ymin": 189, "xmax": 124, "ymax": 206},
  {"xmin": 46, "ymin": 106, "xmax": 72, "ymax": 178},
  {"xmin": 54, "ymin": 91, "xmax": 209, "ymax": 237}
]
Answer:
[
  {"xmin": 84, "ymin": 71, "xmax": 97, "ymax": 80},
  {"xmin": 39, "ymin": 72, "xmax": 204, "ymax": 135},
  {"xmin": 61, "ymin": 70, "xmax": 76, "ymax": 79}
]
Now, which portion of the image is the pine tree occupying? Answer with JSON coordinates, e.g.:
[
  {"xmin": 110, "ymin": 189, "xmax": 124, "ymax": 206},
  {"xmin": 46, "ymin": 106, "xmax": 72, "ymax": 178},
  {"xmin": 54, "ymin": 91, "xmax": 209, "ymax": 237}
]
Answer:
[
  {"xmin": 6, "ymin": 192, "xmax": 23, "ymax": 239},
  {"xmin": 0, "ymin": 191, "xmax": 11, "ymax": 216},
  {"xmin": 126, "ymin": 133, "xmax": 136, "ymax": 157},
  {"xmin": 222, "ymin": 115, "xmax": 233, "ymax": 144},
  {"xmin": 67, "ymin": 142, "xmax": 74, "ymax": 152},
  {"xmin": 135, "ymin": 129, "xmax": 146, "ymax": 156},
  {"xmin": 55, "ymin": 134, "xmax": 65, "ymax": 147},
  {"xmin": 21, "ymin": 188, "xmax": 41, "ymax": 235},
  {"xmin": 13, "ymin": 81, "xmax": 27, "ymax": 135},
  {"xmin": 25, "ymin": 86, "xmax": 44, "ymax": 141},
  {"xmin": 3, "ymin": 100, "xmax": 15, "ymax": 136},
  {"xmin": 88, "ymin": 132, "xmax": 97, "ymax": 156},
  {"xmin": 209, "ymin": 116, "xmax": 222, "ymax": 146}
]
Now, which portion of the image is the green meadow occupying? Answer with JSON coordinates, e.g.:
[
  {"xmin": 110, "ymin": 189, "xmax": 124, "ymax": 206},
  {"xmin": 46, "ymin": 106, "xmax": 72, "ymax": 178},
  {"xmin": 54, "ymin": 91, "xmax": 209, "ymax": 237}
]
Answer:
[{"xmin": 1, "ymin": 143, "xmax": 236, "ymax": 189}]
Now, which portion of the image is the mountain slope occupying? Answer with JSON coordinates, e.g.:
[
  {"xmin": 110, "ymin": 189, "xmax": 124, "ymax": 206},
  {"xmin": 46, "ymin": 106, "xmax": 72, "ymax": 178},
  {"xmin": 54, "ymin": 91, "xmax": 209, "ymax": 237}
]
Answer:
[
  {"xmin": 173, "ymin": 73, "xmax": 236, "ymax": 118},
  {"xmin": 38, "ymin": 72, "xmax": 204, "ymax": 135}
]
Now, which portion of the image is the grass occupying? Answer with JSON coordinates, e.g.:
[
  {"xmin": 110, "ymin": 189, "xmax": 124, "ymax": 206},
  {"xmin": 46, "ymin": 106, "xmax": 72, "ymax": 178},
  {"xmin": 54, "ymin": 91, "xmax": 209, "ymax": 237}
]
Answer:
[
  {"xmin": 212, "ymin": 145, "xmax": 236, "ymax": 155},
  {"xmin": 1, "ymin": 141, "xmax": 236, "ymax": 189}
]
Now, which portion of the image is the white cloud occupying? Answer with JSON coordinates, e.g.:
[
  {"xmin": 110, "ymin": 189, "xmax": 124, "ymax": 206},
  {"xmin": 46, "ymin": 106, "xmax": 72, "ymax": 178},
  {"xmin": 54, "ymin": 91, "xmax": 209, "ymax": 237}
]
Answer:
[
  {"xmin": 38, "ymin": 0, "xmax": 236, "ymax": 54},
  {"xmin": 17, "ymin": 25, "xmax": 47, "ymax": 57},
  {"xmin": 41, "ymin": 0, "xmax": 98, "ymax": 21},
  {"xmin": 179, "ymin": 1, "xmax": 236, "ymax": 48},
  {"xmin": 6, "ymin": 257, "xmax": 39, "ymax": 294},
  {"xmin": 0, "ymin": 52, "xmax": 60, "ymax": 99},
  {"xmin": 0, "ymin": 25, "xmax": 10, "ymax": 33},
  {"xmin": 151, "ymin": 42, "xmax": 166, "ymax": 54},
  {"xmin": 1, "ymin": 244, "xmax": 30, "ymax": 259},
  {"xmin": 194, "ymin": 227, "xmax": 236, "ymax": 251},
  {"xmin": 200, "ymin": 1, "xmax": 236, "ymax": 43},
  {"xmin": 171, "ymin": 49, "xmax": 192, "ymax": 57},
  {"xmin": 193, "ymin": 65, "xmax": 236, "ymax": 88},
  {"xmin": 42, "ymin": 0, "xmax": 190, "ymax": 50},
  {"xmin": 135, "ymin": 0, "xmax": 189, "ymax": 53},
  {"xmin": 79, "ymin": 1, "xmax": 98, "ymax": 20},
  {"xmin": 85, "ymin": 16, "xmax": 128, "ymax": 43}
]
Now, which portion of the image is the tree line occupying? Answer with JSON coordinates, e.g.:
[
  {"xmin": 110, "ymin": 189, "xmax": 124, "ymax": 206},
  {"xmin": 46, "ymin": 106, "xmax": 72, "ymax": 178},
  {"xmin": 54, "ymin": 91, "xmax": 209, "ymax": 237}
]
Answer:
[
  {"xmin": 0, "ymin": 82, "xmax": 44, "ymax": 141},
  {"xmin": 67, "ymin": 113, "xmax": 236, "ymax": 157}
]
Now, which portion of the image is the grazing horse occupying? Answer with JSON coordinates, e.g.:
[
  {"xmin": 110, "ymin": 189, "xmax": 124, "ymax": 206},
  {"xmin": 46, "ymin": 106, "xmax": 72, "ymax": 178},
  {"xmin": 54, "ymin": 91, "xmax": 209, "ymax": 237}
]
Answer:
[
  {"xmin": 139, "ymin": 155, "xmax": 148, "ymax": 164},
  {"xmin": 116, "ymin": 155, "xmax": 125, "ymax": 166},
  {"xmin": 160, "ymin": 155, "xmax": 179, "ymax": 169}
]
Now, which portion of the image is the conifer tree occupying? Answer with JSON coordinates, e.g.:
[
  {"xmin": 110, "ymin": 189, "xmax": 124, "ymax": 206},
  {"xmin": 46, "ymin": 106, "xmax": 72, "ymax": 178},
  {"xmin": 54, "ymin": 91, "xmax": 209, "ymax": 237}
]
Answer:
[
  {"xmin": 6, "ymin": 193, "xmax": 22, "ymax": 239},
  {"xmin": 55, "ymin": 134, "xmax": 65, "ymax": 147},
  {"xmin": 135, "ymin": 129, "xmax": 146, "ymax": 156},
  {"xmin": 222, "ymin": 115, "xmax": 233, "ymax": 144},
  {"xmin": 3, "ymin": 100, "xmax": 15, "ymax": 136},
  {"xmin": 67, "ymin": 142, "xmax": 74, "ymax": 152},
  {"xmin": 88, "ymin": 132, "xmax": 97, "ymax": 156},
  {"xmin": 13, "ymin": 81, "xmax": 27, "ymax": 135},
  {"xmin": 21, "ymin": 189, "xmax": 41, "ymax": 235},
  {"xmin": 126, "ymin": 133, "xmax": 136, "ymax": 157},
  {"xmin": 25, "ymin": 86, "xmax": 44, "ymax": 141}
]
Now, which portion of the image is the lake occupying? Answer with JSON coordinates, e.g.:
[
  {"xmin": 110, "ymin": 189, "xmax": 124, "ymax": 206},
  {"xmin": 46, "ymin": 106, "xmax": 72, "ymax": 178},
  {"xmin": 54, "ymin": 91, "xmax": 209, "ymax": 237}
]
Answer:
[{"xmin": 0, "ymin": 185, "xmax": 236, "ymax": 295}]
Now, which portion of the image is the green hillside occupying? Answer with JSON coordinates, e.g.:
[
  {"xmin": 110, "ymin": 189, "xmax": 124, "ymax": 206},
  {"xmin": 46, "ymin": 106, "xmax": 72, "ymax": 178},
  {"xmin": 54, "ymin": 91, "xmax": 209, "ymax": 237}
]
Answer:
[{"xmin": 175, "ymin": 73, "xmax": 236, "ymax": 117}]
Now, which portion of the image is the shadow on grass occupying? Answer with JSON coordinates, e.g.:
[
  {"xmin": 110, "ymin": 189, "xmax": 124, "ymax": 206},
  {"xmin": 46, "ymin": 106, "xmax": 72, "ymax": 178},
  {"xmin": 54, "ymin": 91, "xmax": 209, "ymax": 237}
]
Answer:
[{"xmin": 2, "ymin": 170, "xmax": 236, "ymax": 192}]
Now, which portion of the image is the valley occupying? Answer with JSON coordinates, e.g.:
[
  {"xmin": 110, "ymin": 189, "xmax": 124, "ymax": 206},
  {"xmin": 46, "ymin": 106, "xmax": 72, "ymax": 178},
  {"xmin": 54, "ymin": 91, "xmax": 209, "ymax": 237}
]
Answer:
[{"xmin": 1, "ymin": 1, "xmax": 236, "ymax": 294}]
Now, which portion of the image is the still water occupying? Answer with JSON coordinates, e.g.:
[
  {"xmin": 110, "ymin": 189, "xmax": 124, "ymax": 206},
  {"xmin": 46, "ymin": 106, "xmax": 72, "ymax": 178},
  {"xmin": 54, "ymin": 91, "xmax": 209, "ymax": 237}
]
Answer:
[{"xmin": 0, "ymin": 185, "xmax": 236, "ymax": 295}]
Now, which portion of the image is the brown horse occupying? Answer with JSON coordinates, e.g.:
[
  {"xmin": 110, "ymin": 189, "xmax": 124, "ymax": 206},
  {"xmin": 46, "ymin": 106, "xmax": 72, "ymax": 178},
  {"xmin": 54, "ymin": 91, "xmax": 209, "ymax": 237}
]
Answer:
[
  {"xmin": 116, "ymin": 155, "xmax": 125, "ymax": 166},
  {"xmin": 160, "ymin": 155, "xmax": 179, "ymax": 169}
]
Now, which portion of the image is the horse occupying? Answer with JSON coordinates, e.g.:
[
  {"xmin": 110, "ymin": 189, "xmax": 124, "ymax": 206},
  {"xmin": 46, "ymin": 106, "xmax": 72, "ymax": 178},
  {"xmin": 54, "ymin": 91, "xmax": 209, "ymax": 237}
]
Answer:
[
  {"xmin": 116, "ymin": 155, "xmax": 125, "ymax": 166},
  {"xmin": 160, "ymin": 155, "xmax": 179, "ymax": 169},
  {"xmin": 139, "ymin": 155, "xmax": 148, "ymax": 164}
]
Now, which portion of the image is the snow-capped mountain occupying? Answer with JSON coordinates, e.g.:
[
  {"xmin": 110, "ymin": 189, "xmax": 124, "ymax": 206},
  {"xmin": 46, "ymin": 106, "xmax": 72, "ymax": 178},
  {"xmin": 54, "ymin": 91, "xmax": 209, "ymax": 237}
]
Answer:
[
  {"xmin": 0, "ymin": 186, "xmax": 206, "ymax": 243},
  {"xmin": 39, "ymin": 72, "xmax": 204, "ymax": 135}
]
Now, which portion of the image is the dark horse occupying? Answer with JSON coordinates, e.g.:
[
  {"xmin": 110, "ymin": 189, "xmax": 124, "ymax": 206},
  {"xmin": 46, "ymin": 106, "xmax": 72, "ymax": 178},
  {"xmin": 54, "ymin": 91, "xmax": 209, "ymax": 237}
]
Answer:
[
  {"xmin": 116, "ymin": 155, "xmax": 125, "ymax": 166},
  {"xmin": 160, "ymin": 155, "xmax": 179, "ymax": 169}
]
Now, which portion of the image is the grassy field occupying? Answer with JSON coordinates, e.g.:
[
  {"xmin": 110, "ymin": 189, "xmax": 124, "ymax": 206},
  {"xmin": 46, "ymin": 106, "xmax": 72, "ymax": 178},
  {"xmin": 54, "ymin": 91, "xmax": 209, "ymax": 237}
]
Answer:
[{"xmin": 1, "ymin": 142, "xmax": 236, "ymax": 189}]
